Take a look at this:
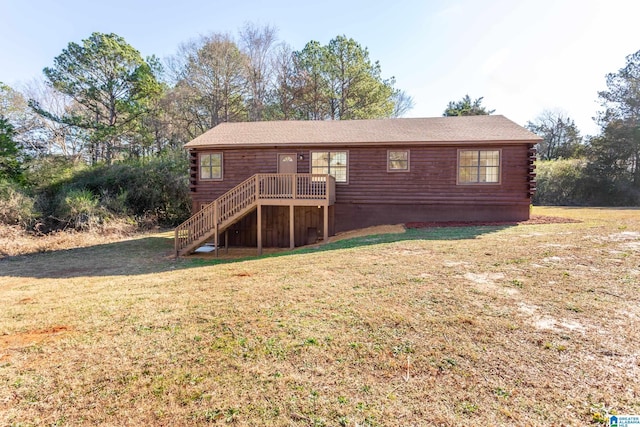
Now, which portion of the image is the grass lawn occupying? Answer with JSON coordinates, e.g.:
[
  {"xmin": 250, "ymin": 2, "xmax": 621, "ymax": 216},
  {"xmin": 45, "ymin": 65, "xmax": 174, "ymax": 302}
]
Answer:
[{"xmin": 1, "ymin": 206, "xmax": 639, "ymax": 426}]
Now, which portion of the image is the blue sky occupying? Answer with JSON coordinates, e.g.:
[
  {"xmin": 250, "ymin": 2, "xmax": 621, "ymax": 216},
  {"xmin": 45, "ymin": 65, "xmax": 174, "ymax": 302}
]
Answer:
[{"xmin": 1, "ymin": 0, "xmax": 638, "ymax": 135}]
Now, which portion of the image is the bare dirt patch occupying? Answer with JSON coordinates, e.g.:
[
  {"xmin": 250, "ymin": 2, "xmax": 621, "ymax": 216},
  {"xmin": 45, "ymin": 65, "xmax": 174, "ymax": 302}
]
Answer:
[
  {"xmin": 406, "ymin": 214, "xmax": 580, "ymax": 229},
  {"xmin": 0, "ymin": 326, "xmax": 71, "ymax": 351},
  {"xmin": 329, "ymin": 224, "xmax": 406, "ymax": 242}
]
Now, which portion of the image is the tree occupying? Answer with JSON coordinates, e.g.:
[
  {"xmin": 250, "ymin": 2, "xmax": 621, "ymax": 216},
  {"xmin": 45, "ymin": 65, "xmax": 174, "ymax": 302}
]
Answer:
[
  {"xmin": 267, "ymin": 43, "xmax": 301, "ymax": 120},
  {"xmin": 37, "ymin": 32, "xmax": 163, "ymax": 164},
  {"xmin": 0, "ymin": 82, "xmax": 27, "ymax": 122},
  {"xmin": 22, "ymin": 78, "xmax": 86, "ymax": 156},
  {"xmin": 591, "ymin": 49, "xmax": 640, "ymax": 190},
  {"xmin": 443, "ymin": 94, "xmax": 495, "ymax": 116},
  {"xmin": 392, "ymin": 89, "xmax": 414, "ymax": 118},
  {"xmin": 0, "ymin": 117, "xmax": 23, "ymax": 182},
  {"xmin": 239, "ymin": 23, "xmax": 278, "ymax": 121},
  {"xmin": 294, "ymin": 40, "xmax": 331, "ymax": 120},
  {"xmin": 323, "ymin": 36, "xmax": 395, "ymax": 120},
  {"xmin": 526, "ymin": 110, "xmax": 583, "ymax": 160},
  {"xmin": 292, "ymin": 36, "xmax": 396, "ymax": 120},
  {"xmin": 168, "ymin": 33, "xmax": 248, "ymax": 137},
  {"xmin": 0, "ymin": 82, "xmax": 37, "ymax": 153}
]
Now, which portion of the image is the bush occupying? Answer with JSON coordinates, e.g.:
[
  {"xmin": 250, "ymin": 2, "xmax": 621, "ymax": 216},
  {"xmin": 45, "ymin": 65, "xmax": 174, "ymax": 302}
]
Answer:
[
  {"xmin": 534, "ymin": 159, "xmax": 589, "ymax": 205},
  {"xmin": 37, "ymin": 152, "xmax": 191, "ymax": 230},
  {"xmin": 56, "ymin": 188, "xmax": 105, "ymax": 230},
  {"xmin": 534, "ymin": 158, "xmax": 640, "ymax": 206},
  {"xmin": 26, "ymin": 155, "xmax": 87, "ymax": 192},
  {"xmin": 0, "ymin": 179, "xmax": 38, "ymax": 227}
]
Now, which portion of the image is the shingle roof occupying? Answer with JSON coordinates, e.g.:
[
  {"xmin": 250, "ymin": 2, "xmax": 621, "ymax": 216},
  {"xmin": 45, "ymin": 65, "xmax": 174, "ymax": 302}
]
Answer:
[{"xmin": 184, "ymin": 115, "xmax": 540, "ymax": 148}]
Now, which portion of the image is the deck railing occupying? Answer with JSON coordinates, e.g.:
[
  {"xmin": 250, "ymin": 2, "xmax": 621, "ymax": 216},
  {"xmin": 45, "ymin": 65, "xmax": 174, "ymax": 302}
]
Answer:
[
  {"xmin": 175, "ymin": 173, "xmax": 335, "ymax": 256},
  {"xmin": 257, "ymin": 173, "xmax": 335, "ymax": 200},
  {"xmin": 217, "ymin": 174, "xmax": 258, "ymax": 226}
]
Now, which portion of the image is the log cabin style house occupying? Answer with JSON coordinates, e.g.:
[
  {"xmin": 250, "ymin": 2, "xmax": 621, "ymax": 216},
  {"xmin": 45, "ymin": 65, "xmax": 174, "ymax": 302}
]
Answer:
[{"xmin": 175, "ymin": 115, "xmax": 540, "ymax": 256}]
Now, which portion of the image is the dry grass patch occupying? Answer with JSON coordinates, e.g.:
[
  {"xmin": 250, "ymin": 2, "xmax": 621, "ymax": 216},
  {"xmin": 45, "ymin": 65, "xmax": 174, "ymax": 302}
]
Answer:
[
  {"xmin": 1, "ymin": 207, "xmax": 639, "ymax": 426},
  {"xmin": 0, "ymin": 221, "xmax": 140, "ymax": 258}
]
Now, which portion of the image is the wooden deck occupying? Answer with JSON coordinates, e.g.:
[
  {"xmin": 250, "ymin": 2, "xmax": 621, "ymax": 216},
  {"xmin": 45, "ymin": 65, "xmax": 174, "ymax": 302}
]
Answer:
[{"xmin": 175, "ymin": 173, "xmax": 335, "ymax": 256}]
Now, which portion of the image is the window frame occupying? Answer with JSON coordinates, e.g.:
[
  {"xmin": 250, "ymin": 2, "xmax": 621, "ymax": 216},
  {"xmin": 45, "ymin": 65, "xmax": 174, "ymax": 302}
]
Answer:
[
  {"xmin": 387, "ymin": 149, "xmax": 410, "ymax": 172},
  {"xmin": 199, "ymin": 152, "xmax": 223, "ymax": 181},
  {"xmin": 457, "ymin": 149, "xmax": 502, "ymax": 185},
  {"xmin": 310, "ymin": 150, "xmax": 349, "ymax": 183}
]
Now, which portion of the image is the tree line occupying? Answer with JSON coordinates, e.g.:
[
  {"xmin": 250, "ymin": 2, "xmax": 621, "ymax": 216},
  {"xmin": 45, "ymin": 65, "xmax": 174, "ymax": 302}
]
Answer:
[
  {"xmin": 1, "ymin": 25, "xmax": 412, "ymax": 167},
  {"xmin": 0, "ymin": 25, "xmax": 638, "ymax": 234},
  {"xmin": 521, "ymin": 49, "xmax": 640, "ymax": 206},
  {"xmin": 0, "ymin": 25, "xmax": 412, "ymax": 231}
]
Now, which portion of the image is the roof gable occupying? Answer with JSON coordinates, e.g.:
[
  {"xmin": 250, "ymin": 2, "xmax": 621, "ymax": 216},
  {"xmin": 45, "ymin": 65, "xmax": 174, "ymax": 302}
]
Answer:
[{"xmin": 184, "ymin": 115, "xmax": 541, "ymax": 148}]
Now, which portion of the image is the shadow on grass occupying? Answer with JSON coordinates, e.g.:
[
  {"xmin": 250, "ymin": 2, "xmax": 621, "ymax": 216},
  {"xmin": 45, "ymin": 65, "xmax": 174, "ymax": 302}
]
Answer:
[
  {"xmin": 1, "ymin": 225, "xmax": 511, "ymax": 279},
  {"xmin": 188, "ymin": 225, "xmax": 512, "ymax": 268},
  {"xmin": 0, "ymin": 235, "xmax": 177, "ymax": 280}
]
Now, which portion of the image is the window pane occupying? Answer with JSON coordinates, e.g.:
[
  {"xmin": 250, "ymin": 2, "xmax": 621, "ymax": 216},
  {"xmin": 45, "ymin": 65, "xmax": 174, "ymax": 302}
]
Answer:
[
  {"xmin": 479, "ymin": 166, "xmax": 488, "ymax": 182},
  {"xmin": 459, "ymin": 166, "xmax": 477, "ymax": 183},
  {"xmin": 459, "ymin": 150, "xmax": 477, "ymax": 167},
  {"xmin": 200, "ymin": 153, "xmax": 222, "ymax": 180},
  {"xmin": 389, "ymin": 151, "xmax": 407, "ymax": 161},
  {"xmin": 330, "ymin": 151, "xmax": 347, "ymax": 166},
  {"xmin": 459, "ymin": 150, "xmax": 499, "ymax": 184},
  {"xmin": 312, "ymin": 152, "xmax": 329, "ymax": 168},
  {"xmin": 390, "ymin": 160, "xmax": 406, "ymax": 170},
  {"xmin": 312, "ymin": 166, "xmax": 327, "ymax": 175},
  {"xmin": 332, "ymin": 167, "xmax": 347, "ymax": 182},
  {"xmin": 479, "ymin": 150, "xmax": 499, "ymax": 167},
  {"xmin": 389, "ymin": 150, "xmax": 409, "ymax": 170},
  {"xmin": 480, "ymin": 166, "xmax": 499, "ymax": 183},
  {"xmin": 312, "ymin": 151, "xmax": 348, "ymax": 182}
]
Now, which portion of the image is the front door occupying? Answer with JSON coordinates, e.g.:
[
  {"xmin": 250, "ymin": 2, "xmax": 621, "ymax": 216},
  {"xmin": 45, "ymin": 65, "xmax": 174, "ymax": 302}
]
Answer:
[{"xmin": 278, "ymin": 153, "xmax": 297, "ymax": 174}]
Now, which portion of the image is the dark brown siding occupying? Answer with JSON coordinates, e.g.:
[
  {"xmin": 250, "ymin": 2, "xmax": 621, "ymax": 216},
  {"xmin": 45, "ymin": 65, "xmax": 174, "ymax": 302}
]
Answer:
[
  {"xmin": 333, "ymin": 203, "xmax": 529, "ymax": 232},
  {"xmin": 336, "ymin": 144, "xmax": 530, "ymax": 205},
  {"xmin": 189, "ymin": 143, "xmax": 532, "ymax": 242},
  {"xmin": 190, "ymin": 148, "xmax": 310, "ymax": 210}
]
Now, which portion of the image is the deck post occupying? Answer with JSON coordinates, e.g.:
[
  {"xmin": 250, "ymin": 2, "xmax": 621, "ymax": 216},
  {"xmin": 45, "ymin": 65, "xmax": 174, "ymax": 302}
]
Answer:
[
  {"xmin": 289, "ymin": 204, "xmax": 295, "ymax": 249},
  {"xmin": 255, "ymin": 175, "xmax": 260, "ymax": 200},
  {"xmin": 323, "ymin": 204, "xmax": 329, "ymax": 242},
  {"xmin": 214, "ymin": 230, "xmax": 219, "ymax": 257},
  {"xmin": 292, "ymin": 174, "xmax": 297, "ymax": 200},
  {"xmin": 224, "ymin": 229, "xmax": 229, "ymax": 254},
  {"xmin": 257, "ymin": 203, "xmax": 263, "ymax": 256}
]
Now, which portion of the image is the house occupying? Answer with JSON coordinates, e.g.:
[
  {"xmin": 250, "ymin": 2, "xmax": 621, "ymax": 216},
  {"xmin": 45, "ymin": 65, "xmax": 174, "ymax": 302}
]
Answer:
[{"xmin": 175, "ymin": 115, "xmax": 539, "ymax": 256}]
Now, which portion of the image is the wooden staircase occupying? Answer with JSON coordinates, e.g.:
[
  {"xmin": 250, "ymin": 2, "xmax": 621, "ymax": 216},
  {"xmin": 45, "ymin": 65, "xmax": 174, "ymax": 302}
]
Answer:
[{"xmin": 175, "ymin": 173, "xmax": 335, "ymax": 256}]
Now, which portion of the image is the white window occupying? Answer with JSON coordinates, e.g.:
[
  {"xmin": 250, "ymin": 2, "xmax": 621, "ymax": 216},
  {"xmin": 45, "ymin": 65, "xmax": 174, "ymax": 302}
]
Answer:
[
  {"xmin": 388, "ymin": 150, "xmax": 409, "ymax": 172},
  {"xmin": 458, "ymin": 150, "xmax": 500, "ymax": 184},
  {"xmin": 200, "ymin": 153, "xmax": 223, "ymax": 180},
  {"xmin": 311, "ymin": 151, "xmax": 348, "ymax": 183}
]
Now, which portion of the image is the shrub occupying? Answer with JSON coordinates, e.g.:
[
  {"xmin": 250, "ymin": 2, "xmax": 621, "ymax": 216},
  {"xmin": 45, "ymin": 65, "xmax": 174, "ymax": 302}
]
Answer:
[
  {"xmin": 0, "ymin": 179, "xmax": 38, "ymax": 228},
  {"xmin": 534, "ymin": 159, "xmax": 589, "ymax": 205},
  {"xmin": 26, "ymin": 155, "xmax": 87, "ymax": 192},
  {"xmin": 57, "ymin": 188, "xmax": 104, "ymax": 230},
  {"xmin": 36, "ymin": 152, "xmax": 191, "ymax": 230},
  {"xmin": 534, "ymin": 158, "xmax": 640, "ymax": 206}
]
